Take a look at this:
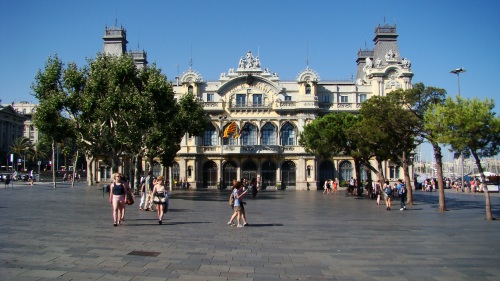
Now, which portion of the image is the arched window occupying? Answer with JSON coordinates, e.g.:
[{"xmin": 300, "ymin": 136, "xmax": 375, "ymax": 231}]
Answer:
[
  {"xmin": 262, "ymin": 161, "xmax": 276, "ymax": 190},
  {"xmin": 242, "ymin": 123, "xmax": 257, "ymax": 145},
  {"xmin": 305, "ymin": 84, "xmax": 311, "ymax": 94},
  {"xmin": 203, "ymin": 161, "xmax": 218, "ymax": 188},
  {"xmin": 281, "ymin": 123, "xmax": 295, "ymax": 146},
  {"xmin": 241, "ymin": 160, "xmax": 257, "ymax": 181},
  {"xmin": 319, "ymin": 161, "xmax": 335, "ymax": 188},
  {"xmin": 223, "ymin": 161, "xmax": 237, "ymax": 189},
  {"xmin": 281, "ymin": 161, "xmax": 296, "ymax": 189},
  {"xmin": 172, "ymin": 162, "xmax": 180, "ymax": 186},
  {"xmin": 261, "ymin": 123, "xmax": 276, "ymax": 145},
  {"xmin": 359, "ymin": 163, "xmax": 368, "ymax": 182},
  {"xmin": 203, "ymin": 123, "xmax": 217, "ymax": 146},
  {"xmin": 339, "ymin": 161, "xmax": 353, "ymax": 182},
  {"xmin": 188, "ymin": 85, "xmax": 194, "ymax": 94}
]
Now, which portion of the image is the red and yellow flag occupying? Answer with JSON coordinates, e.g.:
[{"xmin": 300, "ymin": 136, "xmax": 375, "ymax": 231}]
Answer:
[{"xmin": 223, "ymin": 122, "xmax": 237, "ymax": 138}]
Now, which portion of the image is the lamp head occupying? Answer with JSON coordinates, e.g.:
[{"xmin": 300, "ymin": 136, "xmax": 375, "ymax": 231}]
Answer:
[{"xmin": 450, "ymin": 68, "xmax": 466, "ymax": 74}]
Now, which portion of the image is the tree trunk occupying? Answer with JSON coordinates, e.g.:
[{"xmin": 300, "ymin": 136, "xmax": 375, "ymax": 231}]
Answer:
[
  {"xmin": 471, "ymin": 151, "xmax": 493, "ymax": 220},
  {"xmin": 71, "ymin": 150, "xmax": 79, "ymax": 188},
  {"xmin": 402, "ymin": 151, "xmax": 413, "ymax": 205},
  {"xmin": 52, "ymin": 140, "xmax": 56, "ymax": 189},
  {"xmin": 431, "ymin": 142, "xmax": 446, "ymax": 211},
  {"xmin": 85, "ymin": 153, "xmax": 95, "ymax": 186}
]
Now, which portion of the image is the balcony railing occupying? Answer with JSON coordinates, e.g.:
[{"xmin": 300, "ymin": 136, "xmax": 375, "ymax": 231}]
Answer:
[
  {"xmin": 200, "ymin": 145, "xmax": 302, "ymax": 155},
  {"xmin": 228, "ymin": 101, "xmax": 272, "ymax": 111},
  {"xmin": 202, "ymin": 101, "xmax": 224, "ymax": 112}
]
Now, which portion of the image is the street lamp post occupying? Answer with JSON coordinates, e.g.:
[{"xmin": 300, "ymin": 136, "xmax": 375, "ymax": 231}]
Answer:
[
  {"xmin": 450, "ymin": 67, "xmax": 466, "ymax": 189},
  {"xmin": 219, "ymin": 115, "xmax": 227, "ymax": 191}
]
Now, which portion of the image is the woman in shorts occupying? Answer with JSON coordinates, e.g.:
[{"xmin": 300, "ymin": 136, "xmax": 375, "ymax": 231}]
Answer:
[{"xmin": 109, "ymin": 173, "xmax": 126, "ymax": 226}]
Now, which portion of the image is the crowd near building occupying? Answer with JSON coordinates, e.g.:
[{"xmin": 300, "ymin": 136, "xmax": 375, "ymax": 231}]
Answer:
[{"xmin": 2, "ymin": 23, "xmax": 416, "ymax": 189}]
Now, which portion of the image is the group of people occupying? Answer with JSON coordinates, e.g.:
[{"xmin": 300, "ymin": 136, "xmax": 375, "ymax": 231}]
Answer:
[
  {"xmin": 383, "ymin": 179, "xmax": 407, "ymax": 211},
  {"xmin": 359, "ymin": 178, "xmax": 408, "ymax": 211},
  {"xmin": 323, "ymin": 179, "xmax": 338, "ymax": 194},
  {"xmin": 109, "ymin": 171, "xmax": 169, "ymax": 226}
]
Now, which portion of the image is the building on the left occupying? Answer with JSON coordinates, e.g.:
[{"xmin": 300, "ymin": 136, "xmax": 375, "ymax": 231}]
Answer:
[{"xmin": 0, "ymin": 101, "xmax": 28, "ymax": 171}]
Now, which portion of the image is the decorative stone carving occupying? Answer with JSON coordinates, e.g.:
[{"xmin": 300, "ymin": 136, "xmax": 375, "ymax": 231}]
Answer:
[
  {"xmin": 385, "ymin": 49, "xmax": 398, "ymax": 62},
  {"xmin": 402, "ymin": 58, "xmax": 411, "ymax": 68}
]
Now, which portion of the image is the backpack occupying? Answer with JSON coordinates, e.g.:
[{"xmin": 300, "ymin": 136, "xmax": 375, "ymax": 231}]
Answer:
[
  {"xmin": 229, "ymin": 192, "xmax": 235, "ymax": 206},
  {"xmin": 384, "ymin": 186, "xmax": 392, "ymax": 195},
  {"xmin": 401, "ymin": 184, "xmax": 407, "ymax": 194}
]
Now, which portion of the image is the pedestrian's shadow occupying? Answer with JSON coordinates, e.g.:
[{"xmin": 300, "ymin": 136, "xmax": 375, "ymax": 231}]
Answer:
[{"xmin": 244, "ymin": 223, "xmax": 284, "ymax": 227}]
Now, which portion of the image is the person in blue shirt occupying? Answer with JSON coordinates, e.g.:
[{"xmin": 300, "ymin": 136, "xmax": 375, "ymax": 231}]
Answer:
[{"xmin": 396, "ymin": 179, "xmax": 407, "ymax": 211}]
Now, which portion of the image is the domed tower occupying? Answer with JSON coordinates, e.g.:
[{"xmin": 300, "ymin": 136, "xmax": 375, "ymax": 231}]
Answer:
[{"xmin": 358, "ymin": 24, "xmax": 413, "ymax": 95}]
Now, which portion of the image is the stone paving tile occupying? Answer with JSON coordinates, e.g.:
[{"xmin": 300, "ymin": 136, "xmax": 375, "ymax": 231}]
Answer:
[{"xmin": 1, "ymin": 182, "xmax": 499, "ymax": 281}]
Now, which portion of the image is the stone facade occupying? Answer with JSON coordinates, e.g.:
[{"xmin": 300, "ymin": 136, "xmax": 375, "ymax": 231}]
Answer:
[{"xmin": 170, "ymin": 24, "xmax": 414, "ymax": 190}]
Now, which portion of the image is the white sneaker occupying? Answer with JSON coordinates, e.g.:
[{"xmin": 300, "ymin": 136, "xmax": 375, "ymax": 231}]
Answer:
[
  {"xmin": 400, "ymin": 208, "xmax": 404, "ymax": 211},
  {"xmin": 237, "ymin": 224, "xmax": 244, "ymax": 227}
]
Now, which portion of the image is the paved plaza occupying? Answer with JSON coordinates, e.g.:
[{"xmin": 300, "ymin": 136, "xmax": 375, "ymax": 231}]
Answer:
[{"xmin": 0, "ymin": 181, "xmax": 499, "ymax": 281}]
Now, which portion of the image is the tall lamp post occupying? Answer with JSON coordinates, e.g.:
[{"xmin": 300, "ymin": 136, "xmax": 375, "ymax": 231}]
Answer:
[
  {"xmin": 450, "ymin": 67, "xmax": 466, "ymax": 189},
  {"xmin": 218, "ymin": 115, "xmax": 227, "ymax": 190}
]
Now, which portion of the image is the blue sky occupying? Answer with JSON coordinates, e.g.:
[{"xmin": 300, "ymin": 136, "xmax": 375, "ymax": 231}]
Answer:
[{"xmin": 1, "ymin": 0, "xmax": 499, "ymax": 159}]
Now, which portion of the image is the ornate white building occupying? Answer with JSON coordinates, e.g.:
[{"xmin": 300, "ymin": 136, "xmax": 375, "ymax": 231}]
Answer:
[
  {"xmin": 96, "ymin": 23, "xmax": 413, "ymax": 189},
  {"xmin": 169, "ymin": 24, "xmax": 414, "ymax": 190}
]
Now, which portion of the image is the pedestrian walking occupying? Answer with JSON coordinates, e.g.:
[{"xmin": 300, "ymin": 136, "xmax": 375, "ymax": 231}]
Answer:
[
  {"xmin": 396, "ymin": 179, "xmax": 407, "ymax": 211},
  {"xmin": 109, "ymin": 173, "xmax": 126, "ymax": 226},
  {"xmin": 228, "ymin": 181, "xmax": 248, "ymax": 227},
  {"xmin": 143, "ymin": 171, "xmax": 155, "ymax": 211},
  {"xmin": 151, "ymin": 176, "xmax": 168, "ymax": 225},
  {"xmin": 251, "ymin": 178, "xmax": 258, "ymax": 198},
  {"xmin": 384, "ymin": 180, "xmax": 392, "ymax": 210},
  {"xmin": 375, "ymin": 180, "xmax": 382, "ymax": 205},
  {"xmin": 120, "ymin": 175, "xmax": 132, "ymax": 222}
]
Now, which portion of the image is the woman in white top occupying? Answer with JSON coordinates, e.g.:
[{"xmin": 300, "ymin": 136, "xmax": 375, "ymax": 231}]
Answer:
[{"xmin": 151, "ymin": 176, "xmax": 168, "ymax": 225}]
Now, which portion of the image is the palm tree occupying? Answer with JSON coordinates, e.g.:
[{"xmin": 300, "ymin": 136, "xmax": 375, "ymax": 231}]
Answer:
[
  {"xmin": 28, "ymin": 142, "xmax": 49, "ymax": 170},
  {"xmin": 10, "ymin": 137, "xmax": 32, "ymax": 172}
]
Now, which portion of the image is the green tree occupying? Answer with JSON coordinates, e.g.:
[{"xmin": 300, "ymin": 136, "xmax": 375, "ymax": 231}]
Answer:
[
  {"xmin": 9, "ymin": 137, "xmax": 32, "ymax": 172},
  {"xmin": 350, "ymin": 93, "xmax": 420, "ymax": 204},
  {"xmin": 299, "ymin": 112, "xmax": 364, "ymax": 189},
  {"xmin": 425, "ymin": 96, "xmax": 500, "ymax": 220},
  {"xmin": 392, "ymin": 83, "xmax": 448, "ymax": 211},
  {"xmin": 32, "ymin": 55, "xmax": 75, "ymax": 188}
]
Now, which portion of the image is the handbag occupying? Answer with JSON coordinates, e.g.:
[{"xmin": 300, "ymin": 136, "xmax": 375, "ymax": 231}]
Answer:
[{"xmin": 126, "ymin": 190, "xmax": 134, "ymax": 205}]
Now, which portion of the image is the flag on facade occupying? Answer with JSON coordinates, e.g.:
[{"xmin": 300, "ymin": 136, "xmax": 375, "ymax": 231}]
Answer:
[
  {"xmin": 234, "ymin": 123, "xmax": 247, "ymax": 139},
  {"xmin": 223, "ymin": 122, "xmax": 237, "ymax": 138}
]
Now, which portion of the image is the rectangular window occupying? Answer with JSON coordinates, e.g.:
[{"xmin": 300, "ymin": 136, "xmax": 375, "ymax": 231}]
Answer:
[
  {"xmin": 390, "ymin": 166, "xmax": 400, "ymax": 179},
  {"xmin": 322, "ymin": 95, "xmax": 330, "ymax": 103},
  {"xmin": 285, "ymin": 96, "xmax": 292, "ymax": 101},
  {"xmin": 236, "ymin": 94, "xmax": 246, "ymax": 106},
  {"xmin": 340, "ymin": 95, "xmax": 348, "ymax": 103},
  {"xmin": 253, "ymin": 94, "xmax": 262, "ymax": 106},
  {"xmin": 359, "ymin": 94, "xmax": 367, "ymax": 103},
  {"xmin": 207, "ymin": 93, "xmax": 214, "ymax": 102}
]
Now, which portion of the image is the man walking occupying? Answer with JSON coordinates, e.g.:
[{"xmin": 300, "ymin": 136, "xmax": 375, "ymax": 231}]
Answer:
[{"xmin": 397, "ymin": 179, "xmax": 407, "ymax": 211}]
